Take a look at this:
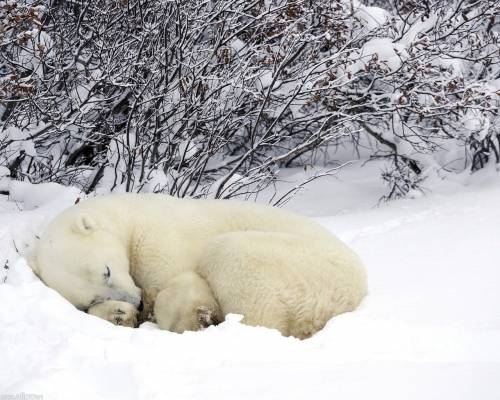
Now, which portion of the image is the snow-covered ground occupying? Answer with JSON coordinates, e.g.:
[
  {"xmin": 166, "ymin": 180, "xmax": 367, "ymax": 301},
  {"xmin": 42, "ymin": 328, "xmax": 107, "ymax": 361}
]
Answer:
[{"xmin": 1, "ymin": 163, "xmax": 499, "ymax": 400}]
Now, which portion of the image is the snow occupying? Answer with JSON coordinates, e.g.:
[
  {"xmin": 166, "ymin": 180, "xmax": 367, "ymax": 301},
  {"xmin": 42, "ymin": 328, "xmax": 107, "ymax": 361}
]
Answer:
[
  {"xmin": 354, "ymin": 5, "xmax": 390, "ymax": 30},
  {"xmin": 0, "ymin": 126, "xmax": 38, "ymax": 162},
  {"xmin": 256, "ymin": 70, "xmax": 276, "ymax": 91},
  {"xmin": 346, "ymin": 37, "xmax": 408, "ymax": 77},
  {"xmin": 463, "ymin": 109, "xmax": 490, "ymax": 140},
  {"xmin": 361, "ymin": 38, "xmax": 407, "ymax": 72},
  {"xmin": 7, "ymin": 181, "xmax": 82, "ymax": 211},
  {"xmin": 400, "ymin": 15, "xmax": 439, "ymax": 46},
  {"xmin": 1, "ymin": 162, "xmax": 500, "ymax": 399},
  {"xmin": 230, "ymin": 39, "xmax": 245, "ymax": 52}
]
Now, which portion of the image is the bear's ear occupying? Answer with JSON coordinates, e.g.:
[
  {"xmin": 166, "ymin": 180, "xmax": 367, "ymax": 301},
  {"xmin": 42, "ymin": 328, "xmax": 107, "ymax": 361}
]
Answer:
[{"xmin": 73, "ymin": 215, "xmax": 97, "ymax": 235}]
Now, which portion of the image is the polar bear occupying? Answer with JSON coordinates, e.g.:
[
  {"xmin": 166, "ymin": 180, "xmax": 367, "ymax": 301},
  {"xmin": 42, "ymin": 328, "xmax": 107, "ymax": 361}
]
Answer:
[{"xmin": 31, "ymin": 194, "xmax": 366, "ymax": 339}]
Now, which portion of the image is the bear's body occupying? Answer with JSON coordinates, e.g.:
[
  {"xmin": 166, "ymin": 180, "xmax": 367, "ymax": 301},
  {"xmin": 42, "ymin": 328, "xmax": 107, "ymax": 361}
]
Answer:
[{"xmin": 33, "ymin": 194, "xmax": 366, "ymax": 339}]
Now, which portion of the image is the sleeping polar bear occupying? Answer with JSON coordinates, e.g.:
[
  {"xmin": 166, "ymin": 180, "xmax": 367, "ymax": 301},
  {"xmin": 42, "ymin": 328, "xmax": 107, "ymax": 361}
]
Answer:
[{"xmin": 32, "ymin": 194, "xmax": 366, "ymax": 339}]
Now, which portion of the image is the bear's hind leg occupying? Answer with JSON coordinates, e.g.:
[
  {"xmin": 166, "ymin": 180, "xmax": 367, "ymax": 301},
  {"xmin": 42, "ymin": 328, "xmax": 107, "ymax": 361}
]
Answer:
[
  {"xmin": 197, "ymin": 233, "xmax": 293, "ymax": 337},
  {"xmin": 154, "ymin": 271, "xmax": 223, "ymax": 333},
  {"xmin": 197, "ymin": 231, "xmax": 366, "ymax": 339}
]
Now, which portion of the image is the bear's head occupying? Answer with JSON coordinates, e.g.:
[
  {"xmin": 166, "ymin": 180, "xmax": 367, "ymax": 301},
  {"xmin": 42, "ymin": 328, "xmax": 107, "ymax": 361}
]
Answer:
[{"xmin": 32, "ymin": 212, "xmax": 142, "ymax": 311}]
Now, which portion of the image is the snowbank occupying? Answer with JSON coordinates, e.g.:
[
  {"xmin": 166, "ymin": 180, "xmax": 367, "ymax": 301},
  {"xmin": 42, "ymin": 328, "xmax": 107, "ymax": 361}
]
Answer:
[{"xmin": 0, "ymin": 164, "xmax": 499, "ymax": 399}]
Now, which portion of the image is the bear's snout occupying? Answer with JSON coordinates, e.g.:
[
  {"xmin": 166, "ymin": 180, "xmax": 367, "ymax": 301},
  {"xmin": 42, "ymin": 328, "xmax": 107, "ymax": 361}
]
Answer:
[{"xmin": 107, "ymin": 288, "xmax": 142, "ymax": 308}]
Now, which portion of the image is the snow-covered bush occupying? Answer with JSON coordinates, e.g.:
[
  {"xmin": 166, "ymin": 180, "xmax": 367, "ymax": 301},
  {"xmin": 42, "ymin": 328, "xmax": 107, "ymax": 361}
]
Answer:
[
  {"xmin": 351, "ymin": 0, "xmax": 500, "ymax": 197},
  {"xmin": 1, "ymin": 0, "xmax": 499, "ymax": 199},
  {"xmin": 0, "ymin": 0, "xmax": 46, "ymax": 100}
]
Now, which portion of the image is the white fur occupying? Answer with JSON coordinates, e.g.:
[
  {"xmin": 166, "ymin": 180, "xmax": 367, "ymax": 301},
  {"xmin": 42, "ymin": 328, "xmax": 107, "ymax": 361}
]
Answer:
[{"xmin": 33, "ymin": 193, "xmax": 367, "ymax": 339}]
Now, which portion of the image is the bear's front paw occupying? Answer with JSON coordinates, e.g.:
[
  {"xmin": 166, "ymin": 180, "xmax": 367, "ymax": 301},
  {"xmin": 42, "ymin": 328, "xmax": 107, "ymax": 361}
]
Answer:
[
  {"xmin": 197, "ymin": 305, "xmax": 223, "ymax": 329},
  {"xmin": 87, "ymin": 300, "xmax": 139, "ymax": 328},
  {"xmin": 110, "ymin": 306, "xmax": 138, "ymax": 327}
]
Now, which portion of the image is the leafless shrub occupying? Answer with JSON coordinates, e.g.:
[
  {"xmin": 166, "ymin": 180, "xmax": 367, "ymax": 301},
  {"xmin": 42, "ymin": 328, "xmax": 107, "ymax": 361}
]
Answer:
[{"xmin": 1, "ymin": 0, "xmax": 499, "ymax": 200}]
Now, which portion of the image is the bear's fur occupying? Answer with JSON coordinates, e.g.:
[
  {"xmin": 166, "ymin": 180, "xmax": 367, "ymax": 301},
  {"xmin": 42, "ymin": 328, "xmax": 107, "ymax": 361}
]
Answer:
[{"xmin": 32, "ymin": 194, "xmax": 367, "ymax": 339}]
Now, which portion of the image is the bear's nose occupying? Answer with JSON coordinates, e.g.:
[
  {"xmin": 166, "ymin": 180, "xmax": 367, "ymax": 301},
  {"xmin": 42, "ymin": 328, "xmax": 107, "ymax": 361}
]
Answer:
[
  {"xmin": 108, "ymin": 288, "xmax": 142, "ymax": 307},
  {"xmin": 125, "ymin": 294, "xmax": 142, "ymax": 308}
]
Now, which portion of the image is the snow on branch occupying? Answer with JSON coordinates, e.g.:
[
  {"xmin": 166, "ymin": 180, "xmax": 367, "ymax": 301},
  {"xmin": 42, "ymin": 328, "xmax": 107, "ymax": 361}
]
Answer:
[{"xmin": 1, "ymin": 0, "xmax": 499, "ymax": 200}]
